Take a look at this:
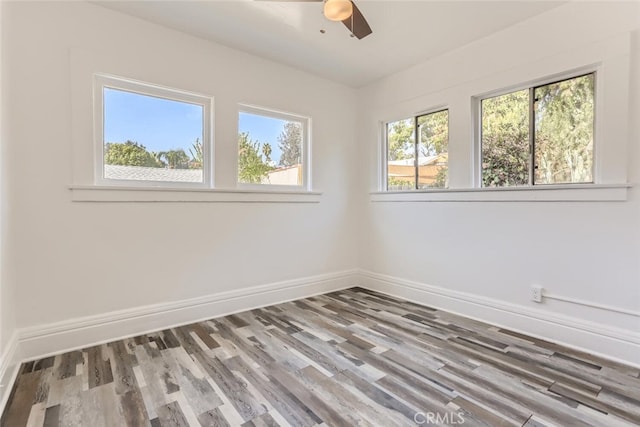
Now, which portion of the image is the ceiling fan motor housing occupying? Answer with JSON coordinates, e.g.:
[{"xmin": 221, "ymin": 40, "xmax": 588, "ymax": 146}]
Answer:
[{"xmin": 324, "ymin": 0, "xmax": 353, "ymax": 21}]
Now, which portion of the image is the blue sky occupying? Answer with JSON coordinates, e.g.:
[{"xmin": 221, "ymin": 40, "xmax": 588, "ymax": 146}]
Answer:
[
  {"xmin": 104, "ymin": 88, "xmax": 203, "ymax": 153},
  {"xmin": 104, "ymin": 88, "xmax": 289, "ymax": 164}
]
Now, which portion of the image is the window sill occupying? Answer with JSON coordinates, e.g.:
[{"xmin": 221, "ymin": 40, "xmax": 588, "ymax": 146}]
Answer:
[
  {"xmin": 69, "ymin": 185, "xmax": 322, "ymax": 203},
  {"xmin": 370, "ymin": 184, "xmax": 630, "ymax": 202}
]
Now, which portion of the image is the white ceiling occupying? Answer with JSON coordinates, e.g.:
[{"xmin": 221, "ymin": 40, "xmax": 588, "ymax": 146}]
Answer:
[{"xmin": 95, "ymin": 0, "xmax": 563, "ymax": 87}]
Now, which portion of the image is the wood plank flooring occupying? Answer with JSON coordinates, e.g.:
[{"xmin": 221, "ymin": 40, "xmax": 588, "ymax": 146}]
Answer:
[{"xmin": 2, "ymin": 287, "xmax": 639, "ymax": 426}]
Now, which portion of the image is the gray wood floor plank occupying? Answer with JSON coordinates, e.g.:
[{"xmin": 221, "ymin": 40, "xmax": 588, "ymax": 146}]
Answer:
[
  {"xmin": 79, "ymin": 383, "xmax": 124, "ymax": 427},
  {"xmin": 156, "ymin": 401, "xmax": 189, "ymax": 427},
  {"xmin": 86, "ymin": 346, "xmax": 113, "ymax": 389},
  {"xmin": 335, "ymin": 369, "xmax": 415, "ymax": 425},
  {"xmin": 164, "ymin": 350, "xmax": 223, "ymax": 416},
  {"xmin": 269, "ymin": 328, "xmax": 343, "ymax": 375},
  {"xmin": 444, "ymin": 363, "xmax": 596, "ymax": 427},
  {"xmin": 246, "ymin": 330, "xmax": 309, "ymax": 372},
  {"xmin": 224, "ymin": 356, "xmax": 317, "ymax": 427},
  {"xmin": 549, "ymin": 382, "xmax": 640, "ymax": 424},
  {"xmin": 119, "ymin": 389, "xmax": 150, "ymax": 426},
  {"xmin": 191, "ymin": 352, "xmax": 267, "ymax": 422},
  {"xmin": 41, "ymin": 405, "xmax": 60, "ymax": 427},
  {"xmin": 451, "ymin": 396, "xmax": 516, "ymax": 427},
  {"xmin": 1, "ymin": 372, "xmax": 45, "ymax": 427},
  {"xmin": 266, "ymin": 363, "xmax": 351, "ymax": 426},
  {"xmin": 197, "ymin": 407, "xmax": 230, "ymax": 427},
  {"xmin": 212, "ymin": 319, "xmax": 276, "ymax": 367},
  {"xmin": 55, "ymin": 352, "xmax": 82, "ymax": 381},
  {"xmin": 295, "ymin": 365, "xmax": 390, "ymax": 427}
]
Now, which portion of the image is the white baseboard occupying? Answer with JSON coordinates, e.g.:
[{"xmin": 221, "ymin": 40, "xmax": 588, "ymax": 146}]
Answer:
[
  {"xmin": 0, "ymin": 332, "xmax": 20, "ymax": 417},
  {"xmin": 4, "ymin": 267, "xmax": 638, "ymax": 412},
  {"xmin": 359, "ymin": 270, "xmax": 640, "ymax": 368},
  {"xmin": 18, "ymin": 269, "xmax": 359, "ymax": 362}
]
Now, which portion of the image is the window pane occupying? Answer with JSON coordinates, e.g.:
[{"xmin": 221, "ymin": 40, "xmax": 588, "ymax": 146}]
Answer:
[
  {"xmin": 103, "ymin": 88, "xmax": 204, "ymax": 183},
  {"xmin": 387, "ymin": 118, "xmax": 416, "ymax": 190},
  {"xmin": 534, "ymin": 74, "xmax": 594, "ymax": 184},
  {"xmin": 417, "ymin": 110, "xmax": 448, "ymax": 189},
  {"xmin": 481, "ymin": 89, "xmax": 530, "ymax": 187},
  {"xmin": 238, "ymin": 112, "xmax": 303, "ymax": 186}
]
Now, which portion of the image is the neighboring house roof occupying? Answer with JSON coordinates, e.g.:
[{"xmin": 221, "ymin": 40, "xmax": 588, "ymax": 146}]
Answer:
[
  {"xmin": 269, "ymin": 164, "xmax": 300, "ymax": 172},
  {"xmin": 104, "ymin": 165, "xmax": 202, "ymax": 182},
  {"xmin": 387, "ymin": 154, "xmax": 445, "ymax": 166}
]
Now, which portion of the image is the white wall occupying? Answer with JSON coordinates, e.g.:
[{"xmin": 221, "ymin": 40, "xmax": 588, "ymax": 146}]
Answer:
[
  {"xmin": 3, "ymin": 0, "xmax": 640, "ymax": 368},
  {"xmin": 3, "ymin": 1, "xmax": 359, "ymax": 334},
  {"xmin": 0, "ymin": 0, "xmax": 18, "ymax": 403},
  {"xmin": 0, "ymin": 0, "xmax": 6, "ymax": 353},
  {"xmin": 358, "ymin": 2, "xmax": 640, "ymax": 363}
]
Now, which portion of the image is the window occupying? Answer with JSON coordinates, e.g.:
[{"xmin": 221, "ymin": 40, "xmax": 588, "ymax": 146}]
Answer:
[
  {"xmin": 95, "ymin": 75, "xmax": 212, "ymax": 187},
  {"xmin": 481, "ymin": 73, "xmax": 594, "ymax": 187},
  {"xmin": 386, "ymin": 110, "xmax": 449, "ymax": 190},
  {"xmin": 238, "ymin": 105, "xmax": 309, "ymax": 188}
]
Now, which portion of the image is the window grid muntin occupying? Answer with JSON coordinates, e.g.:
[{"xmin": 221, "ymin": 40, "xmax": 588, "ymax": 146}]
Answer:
[
  {"xmin": 532, "ymin": 73, "xmax": 595, "ymax": 186},
  {"xmin": 479, "ymin": 72, "xmax": 595, "ymax": 188},
  {"xmin": 385, "ymin": 109, "xmax": 449, "ymax": 191}
]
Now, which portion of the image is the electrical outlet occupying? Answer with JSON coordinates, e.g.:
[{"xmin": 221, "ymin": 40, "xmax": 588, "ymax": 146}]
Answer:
[{"xmin": 531, "ymin": 285, "xmax": 543, "ymax": 303}]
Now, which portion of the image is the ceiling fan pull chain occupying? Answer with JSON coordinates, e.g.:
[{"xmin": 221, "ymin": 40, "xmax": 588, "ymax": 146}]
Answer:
[{"xmin": 350, "ymin": 11, "xmax": 355, "ymax": 37}]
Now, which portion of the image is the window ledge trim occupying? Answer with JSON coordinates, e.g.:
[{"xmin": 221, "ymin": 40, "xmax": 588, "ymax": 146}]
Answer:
[
  {"xmin": 371, "ymin": 183, "xmax": 630, "ymax": 202},
  {"xmin": 69, "ymin": 185, "xmax": 322, "ymax": 203}
]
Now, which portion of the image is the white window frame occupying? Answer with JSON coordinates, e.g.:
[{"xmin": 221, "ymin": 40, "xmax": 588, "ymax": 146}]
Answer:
[
  {"xmin": 384, "ymin": 107, "xmax": 450, "ymax": 191},
  {"xmin": 372, "ymin": 33, "xmax": 630, "ymax": 202},
  {"xmin": 237, "ymin": 104, "xmax": 311, "ymax": 191},
  {"xmin": 475, "ymin": 68, "xmax": 598, "ymax": 188},
  {"xmin": 93, "ymin": 74, "xmax": 214, "ymax": 188}
]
